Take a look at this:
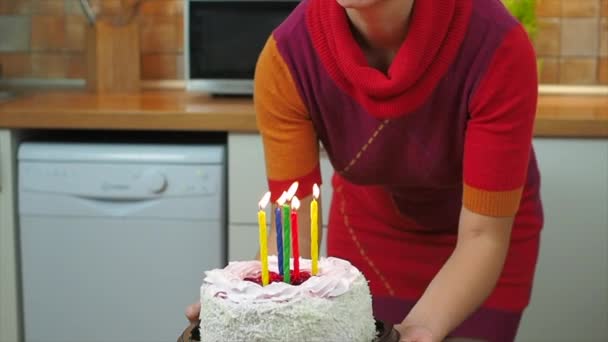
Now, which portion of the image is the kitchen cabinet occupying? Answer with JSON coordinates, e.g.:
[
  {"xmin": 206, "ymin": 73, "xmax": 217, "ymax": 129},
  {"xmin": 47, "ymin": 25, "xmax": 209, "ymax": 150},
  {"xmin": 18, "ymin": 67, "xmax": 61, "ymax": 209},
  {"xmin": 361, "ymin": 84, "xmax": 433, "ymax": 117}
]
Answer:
[
  {"xmin": 0, "ymin": 129, "xmax": 20, "ymax": 342},
  {"xmin": 516, "ymin": 138, "xmax": 608, "ymax": 342}
]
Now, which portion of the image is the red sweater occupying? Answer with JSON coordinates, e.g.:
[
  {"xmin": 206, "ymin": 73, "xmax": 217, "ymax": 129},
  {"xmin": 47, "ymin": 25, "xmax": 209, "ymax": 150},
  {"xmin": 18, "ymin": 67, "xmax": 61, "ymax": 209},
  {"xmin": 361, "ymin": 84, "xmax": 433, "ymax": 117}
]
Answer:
[{"xmin": 255, "ymin": 0, "xmax": 543, "ymax": 312}]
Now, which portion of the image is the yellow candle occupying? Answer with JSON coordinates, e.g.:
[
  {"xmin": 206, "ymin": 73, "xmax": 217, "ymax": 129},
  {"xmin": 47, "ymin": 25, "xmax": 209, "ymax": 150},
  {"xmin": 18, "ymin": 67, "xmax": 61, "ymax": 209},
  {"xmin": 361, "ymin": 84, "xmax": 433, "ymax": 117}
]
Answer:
[
  {"xmin": 258, "ymin": 191, "xmax": 271, "ymax": 286},
  {"xmin": 311, "ymin": 184, "xmax": 320, "ymax": 275}
]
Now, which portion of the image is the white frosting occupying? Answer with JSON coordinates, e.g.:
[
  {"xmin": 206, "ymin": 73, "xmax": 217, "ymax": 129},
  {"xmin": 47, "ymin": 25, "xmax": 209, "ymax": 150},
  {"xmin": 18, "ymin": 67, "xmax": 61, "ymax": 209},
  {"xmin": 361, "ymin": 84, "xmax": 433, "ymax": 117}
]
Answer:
[
  {"xmin": 199, "ymin": 256, "xmax": 377, "ymax": 342},
  {"xmin": 202, "ymin": 256, "xmax": 359, "ymax": 304}
]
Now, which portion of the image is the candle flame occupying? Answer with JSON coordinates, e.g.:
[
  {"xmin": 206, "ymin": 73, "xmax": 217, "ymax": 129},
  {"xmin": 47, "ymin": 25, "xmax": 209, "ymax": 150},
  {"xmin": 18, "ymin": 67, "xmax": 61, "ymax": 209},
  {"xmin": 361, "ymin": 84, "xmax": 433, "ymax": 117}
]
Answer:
[
  {"xmin": 258, "ymin": 191, "xmax": 271, "ymax": 210},
  {"xmin": 313, "ymin": 183, "xmax": 320, "ymax": 199},
  {"xmin": 291, "ymin": 196, "xmax": 300, "ymax": 210},
  {"xmin": 277, "ymin": 192, "xmax": 287, "ymax": 206},
  {"xmin": 286, "ymin": 181, "xmax": 299, "ymax": 200}
]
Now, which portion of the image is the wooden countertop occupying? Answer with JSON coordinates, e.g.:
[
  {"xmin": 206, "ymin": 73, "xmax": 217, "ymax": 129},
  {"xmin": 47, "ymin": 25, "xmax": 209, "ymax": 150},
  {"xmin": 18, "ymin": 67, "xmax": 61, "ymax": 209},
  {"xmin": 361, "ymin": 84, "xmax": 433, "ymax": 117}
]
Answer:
[{"xmin": 0, "ymin": 90, "xmax": 607, "ymax": 137}]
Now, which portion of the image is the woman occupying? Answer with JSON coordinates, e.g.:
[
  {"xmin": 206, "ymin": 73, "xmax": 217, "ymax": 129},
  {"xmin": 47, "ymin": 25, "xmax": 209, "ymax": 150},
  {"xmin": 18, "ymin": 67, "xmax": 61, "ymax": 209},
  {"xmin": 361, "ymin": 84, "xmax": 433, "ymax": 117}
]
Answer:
[{"xmin": 188, "ymin": 0, "xmax": 543, "ymax": 341}]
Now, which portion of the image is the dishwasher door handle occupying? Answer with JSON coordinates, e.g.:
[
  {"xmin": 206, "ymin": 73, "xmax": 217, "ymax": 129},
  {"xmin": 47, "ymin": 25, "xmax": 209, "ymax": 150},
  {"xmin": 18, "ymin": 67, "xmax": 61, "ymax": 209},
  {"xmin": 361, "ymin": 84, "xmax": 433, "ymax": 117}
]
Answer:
[
  {"xmin": 74, "ymin": 193, "xmax": 162, "ymax": 202},
  {"xmin": 68, "ymin": 193, "xmax": 165, "ymax": 217}
]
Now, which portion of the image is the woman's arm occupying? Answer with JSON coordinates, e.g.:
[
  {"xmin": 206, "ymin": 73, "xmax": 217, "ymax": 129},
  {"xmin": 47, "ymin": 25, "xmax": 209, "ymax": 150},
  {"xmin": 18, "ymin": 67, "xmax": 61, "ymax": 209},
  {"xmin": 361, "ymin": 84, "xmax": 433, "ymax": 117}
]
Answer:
[
  {"xmin": 398, "ymin": 22, "xmax": 539, "ymax": 341},
  {"xmin": 400, "ymin": 208, "xmax": 513, "ymax": 341},
  {"xmin": 253, "ymin": 34, "xmax": 323, "ymax": 260}
]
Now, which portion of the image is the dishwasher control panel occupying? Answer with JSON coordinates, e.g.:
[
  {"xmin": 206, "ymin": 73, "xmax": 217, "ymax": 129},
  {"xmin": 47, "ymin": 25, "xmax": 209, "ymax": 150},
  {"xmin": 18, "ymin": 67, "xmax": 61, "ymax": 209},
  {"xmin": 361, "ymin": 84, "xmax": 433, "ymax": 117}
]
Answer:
[
  {"xmin": 17, "ymin": 142, "xmax": 226, "ymax": 220},
  {"xmin": 20, "ymin": 162, "xmax": 221, "ymax": 199}
]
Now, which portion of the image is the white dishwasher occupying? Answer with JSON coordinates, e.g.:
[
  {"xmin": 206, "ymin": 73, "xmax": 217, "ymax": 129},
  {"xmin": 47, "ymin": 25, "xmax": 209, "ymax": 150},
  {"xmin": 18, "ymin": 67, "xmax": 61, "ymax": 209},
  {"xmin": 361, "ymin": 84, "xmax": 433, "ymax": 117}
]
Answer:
[{"xmin": 18, "ymin": 142, "xmax": 226, "ymax": 342}]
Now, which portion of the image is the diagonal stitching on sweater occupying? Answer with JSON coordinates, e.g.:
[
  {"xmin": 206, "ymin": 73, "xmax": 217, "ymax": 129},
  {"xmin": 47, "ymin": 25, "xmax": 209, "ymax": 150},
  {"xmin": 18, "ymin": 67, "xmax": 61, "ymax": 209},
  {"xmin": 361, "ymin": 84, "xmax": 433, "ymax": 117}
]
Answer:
[{"xmin": 340, "ymin": 119, "xmax": 391, "ymax": 173}]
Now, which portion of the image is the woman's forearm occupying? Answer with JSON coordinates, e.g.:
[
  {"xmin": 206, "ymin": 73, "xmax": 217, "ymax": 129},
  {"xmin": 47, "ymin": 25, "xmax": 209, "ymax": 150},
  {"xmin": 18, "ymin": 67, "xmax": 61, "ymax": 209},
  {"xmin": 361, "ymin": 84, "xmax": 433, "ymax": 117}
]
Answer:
[{"xmin": 402, "ymin": 207, "xmax": 513, "ymax": 341}]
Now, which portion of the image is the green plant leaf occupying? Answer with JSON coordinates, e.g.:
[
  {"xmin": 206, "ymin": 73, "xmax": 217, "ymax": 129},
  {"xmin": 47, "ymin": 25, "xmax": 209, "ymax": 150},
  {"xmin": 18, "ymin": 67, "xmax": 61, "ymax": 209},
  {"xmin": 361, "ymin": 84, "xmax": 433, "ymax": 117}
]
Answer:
[{"xmin": 503, "ymin": 0, "xmax": 537, "ymax": 39}]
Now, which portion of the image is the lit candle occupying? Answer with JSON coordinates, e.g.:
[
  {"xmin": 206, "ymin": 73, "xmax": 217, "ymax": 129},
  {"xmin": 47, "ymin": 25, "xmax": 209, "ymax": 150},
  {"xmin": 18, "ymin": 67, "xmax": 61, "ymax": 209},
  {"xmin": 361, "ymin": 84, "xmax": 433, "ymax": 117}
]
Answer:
[
  {"xmin": 282, "ymin": 200, "xmax": 291, "ymax": 284},
  {"xmin": 291, "ymin": 196, "xmax": 301, "ymax": 278},
  {"xmin": 258, "ymin": 191, "xmax": 271, "ymax": 286},
  {"xmin": 311, "ymin": 184, "xmax": 320, "ymax": 275},
  {"xmin": 276, "ymin": 193, "xmax": 286, "ymax": 276},
  {"xmin": 283, "ymin": 182, "xmax": 299, "ymax": 284}
]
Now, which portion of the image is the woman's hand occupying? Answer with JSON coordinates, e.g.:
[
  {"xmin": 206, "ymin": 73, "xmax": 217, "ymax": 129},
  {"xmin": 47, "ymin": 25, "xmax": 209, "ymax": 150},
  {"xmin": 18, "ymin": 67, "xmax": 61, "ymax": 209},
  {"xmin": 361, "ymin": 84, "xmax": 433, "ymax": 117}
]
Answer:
[
  {"xmin": 395, "ymin": 323, "xmax": 435, "ymax": 342},
  {"xmin": 185, "ymin": 302, "xmax": 201, "ymax": 323}
]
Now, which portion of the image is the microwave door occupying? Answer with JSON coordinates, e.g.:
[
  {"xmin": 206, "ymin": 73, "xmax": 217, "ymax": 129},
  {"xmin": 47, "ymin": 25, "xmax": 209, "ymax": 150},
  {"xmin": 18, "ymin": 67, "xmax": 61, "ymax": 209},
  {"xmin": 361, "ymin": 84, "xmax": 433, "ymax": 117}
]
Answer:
[{"xmin": 186, "ymin": 0, "xmax": 300, "ymax": 95}]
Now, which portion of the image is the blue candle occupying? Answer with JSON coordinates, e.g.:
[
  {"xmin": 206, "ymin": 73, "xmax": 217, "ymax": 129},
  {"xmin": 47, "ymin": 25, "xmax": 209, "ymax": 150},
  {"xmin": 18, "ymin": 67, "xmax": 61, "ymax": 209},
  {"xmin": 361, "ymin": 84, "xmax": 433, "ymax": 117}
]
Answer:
[{"xmin": 275, "ymin": 205, "xmax": 283, "ymax": 275}]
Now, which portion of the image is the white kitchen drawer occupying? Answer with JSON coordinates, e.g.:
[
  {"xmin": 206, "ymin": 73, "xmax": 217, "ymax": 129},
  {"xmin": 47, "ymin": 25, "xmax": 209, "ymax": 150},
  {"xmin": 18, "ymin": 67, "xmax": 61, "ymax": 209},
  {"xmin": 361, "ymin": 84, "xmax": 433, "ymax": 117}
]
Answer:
[
  {"xmin": 228, "ymin": 133, "xmax": 334, "ymax": 225},
  {"xmin": 228, "ymin": 224, "xmax": 328, "ymax": 262}
]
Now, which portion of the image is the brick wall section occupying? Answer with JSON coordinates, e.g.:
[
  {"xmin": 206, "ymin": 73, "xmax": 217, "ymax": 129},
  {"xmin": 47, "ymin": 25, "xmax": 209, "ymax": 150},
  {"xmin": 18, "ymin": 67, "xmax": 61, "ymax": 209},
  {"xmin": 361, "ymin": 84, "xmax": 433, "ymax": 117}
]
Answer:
[
  {"xmin": 0, "ymin": 0, "xmax": 183, "ymax": 80},
  {"xmin": 535, "ymin": 0, "xmax": 607, "ymax": 84},
  {"xmin": 0, "ymin": 0, "xmax": 605, "ymax": 84}
]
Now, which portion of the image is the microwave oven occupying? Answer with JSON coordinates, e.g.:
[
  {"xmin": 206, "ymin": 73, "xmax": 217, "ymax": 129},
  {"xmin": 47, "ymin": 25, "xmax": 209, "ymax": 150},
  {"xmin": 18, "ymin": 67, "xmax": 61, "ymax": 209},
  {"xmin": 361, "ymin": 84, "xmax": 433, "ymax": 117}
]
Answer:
[{"xmin": 185, "ymin": 0, "xmax": 300, "ymax": 95}]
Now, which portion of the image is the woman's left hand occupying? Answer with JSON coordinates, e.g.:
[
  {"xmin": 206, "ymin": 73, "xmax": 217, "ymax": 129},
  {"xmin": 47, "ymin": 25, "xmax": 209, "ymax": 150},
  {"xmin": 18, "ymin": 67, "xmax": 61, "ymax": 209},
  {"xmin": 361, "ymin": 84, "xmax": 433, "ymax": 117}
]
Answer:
[{"xmin": 394, "ymin": 323, "xmax": 435, "ymax": 342}]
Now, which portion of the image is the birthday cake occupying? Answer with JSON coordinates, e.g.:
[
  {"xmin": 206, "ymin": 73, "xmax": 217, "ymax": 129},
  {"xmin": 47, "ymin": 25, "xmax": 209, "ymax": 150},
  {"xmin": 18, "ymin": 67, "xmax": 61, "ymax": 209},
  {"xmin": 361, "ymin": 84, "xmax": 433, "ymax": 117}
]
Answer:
[{"xmin": 198, "ymin": 255, "xmax": 377, "ymax": 342}]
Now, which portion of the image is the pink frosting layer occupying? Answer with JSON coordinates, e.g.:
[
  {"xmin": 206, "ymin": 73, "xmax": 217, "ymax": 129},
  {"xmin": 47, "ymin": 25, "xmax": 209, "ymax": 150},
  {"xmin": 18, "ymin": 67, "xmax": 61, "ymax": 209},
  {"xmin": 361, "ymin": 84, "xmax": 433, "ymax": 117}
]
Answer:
[{"xmin": 202, "ymin": 256, "xmax": 361, "ymax": 304}]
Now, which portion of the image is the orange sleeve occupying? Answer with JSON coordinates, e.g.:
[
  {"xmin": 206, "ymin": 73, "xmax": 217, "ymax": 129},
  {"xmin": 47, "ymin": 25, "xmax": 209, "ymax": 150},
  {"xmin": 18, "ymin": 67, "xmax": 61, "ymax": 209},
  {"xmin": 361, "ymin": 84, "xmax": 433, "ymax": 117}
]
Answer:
[{"xmin": 254, "ymin": 35, "xmax": 321, "ymax": 202}]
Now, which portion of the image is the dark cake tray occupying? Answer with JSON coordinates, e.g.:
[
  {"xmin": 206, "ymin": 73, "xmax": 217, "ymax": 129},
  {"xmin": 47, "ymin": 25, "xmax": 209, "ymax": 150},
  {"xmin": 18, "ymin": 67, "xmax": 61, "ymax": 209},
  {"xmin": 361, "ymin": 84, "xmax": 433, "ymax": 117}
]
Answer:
[{"xmin": 178, "ymin": 319, "xmax": 401, "ymax": 342}]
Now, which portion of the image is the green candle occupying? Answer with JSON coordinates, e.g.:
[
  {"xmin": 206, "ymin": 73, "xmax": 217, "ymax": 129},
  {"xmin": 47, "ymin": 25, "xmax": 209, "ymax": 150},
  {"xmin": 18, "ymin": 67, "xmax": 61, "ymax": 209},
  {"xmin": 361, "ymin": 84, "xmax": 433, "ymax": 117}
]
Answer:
[{"xmin": 282, "ymin": 203, "xmax": 291, "ymax": 284}]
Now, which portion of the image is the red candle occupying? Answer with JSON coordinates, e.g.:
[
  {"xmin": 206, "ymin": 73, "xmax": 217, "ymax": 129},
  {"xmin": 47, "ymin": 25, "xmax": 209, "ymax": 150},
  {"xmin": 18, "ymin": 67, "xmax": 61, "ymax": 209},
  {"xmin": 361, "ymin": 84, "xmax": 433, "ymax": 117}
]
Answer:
[{"xmin": 291, "ymin": 196, "xmax": 301, "ymax": 278}]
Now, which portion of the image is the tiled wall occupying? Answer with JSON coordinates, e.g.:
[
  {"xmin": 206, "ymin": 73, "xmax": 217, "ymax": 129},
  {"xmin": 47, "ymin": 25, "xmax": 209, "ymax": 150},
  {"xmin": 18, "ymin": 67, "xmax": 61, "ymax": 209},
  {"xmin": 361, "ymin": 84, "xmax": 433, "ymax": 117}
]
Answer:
[
  {"xmin": 0, "ymin": 0, "xmax": 606, "ymax": 84},
  {"xmin": 0, "ymin": 0, "xmax": 183, "ymax": 81},
  {"xmin": 536, "ymin": 0, "xmax": 607, "ymax": 84}
]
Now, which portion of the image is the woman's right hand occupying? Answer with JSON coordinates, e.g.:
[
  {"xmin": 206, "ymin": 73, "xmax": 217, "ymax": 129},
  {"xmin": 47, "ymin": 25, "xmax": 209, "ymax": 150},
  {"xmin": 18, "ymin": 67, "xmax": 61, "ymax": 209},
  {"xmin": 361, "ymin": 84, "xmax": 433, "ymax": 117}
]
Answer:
[{"xmin": 185, "ymin": 302, "xmax": 201, "ymax": 323}]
